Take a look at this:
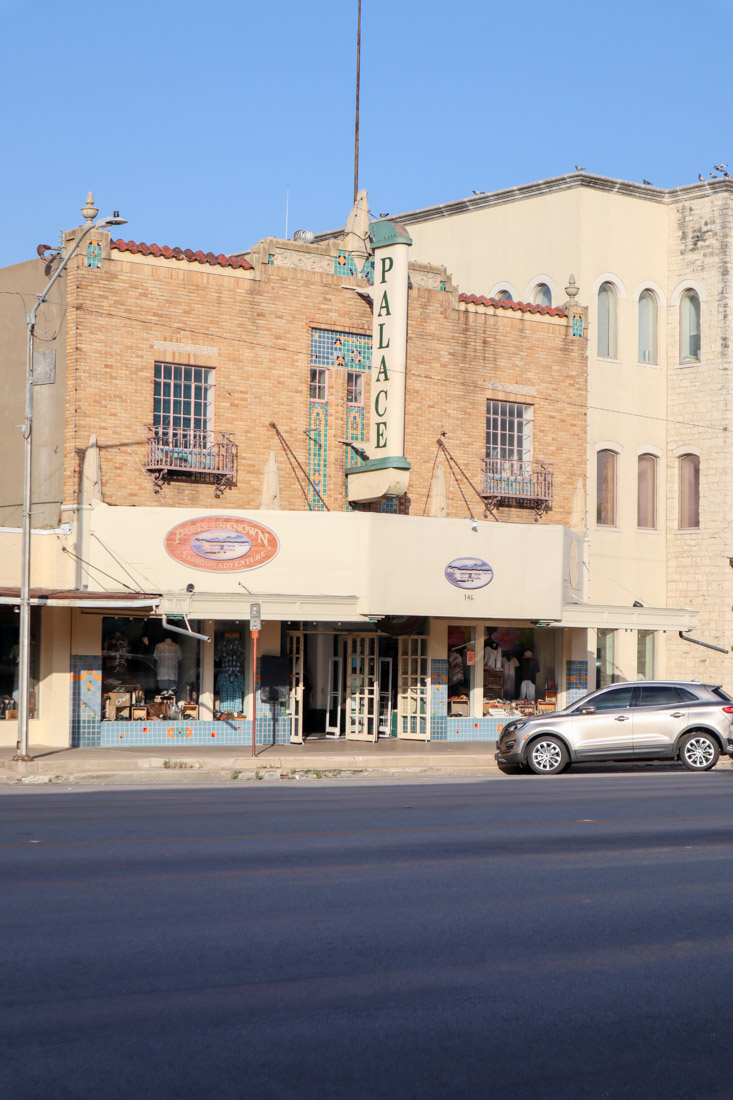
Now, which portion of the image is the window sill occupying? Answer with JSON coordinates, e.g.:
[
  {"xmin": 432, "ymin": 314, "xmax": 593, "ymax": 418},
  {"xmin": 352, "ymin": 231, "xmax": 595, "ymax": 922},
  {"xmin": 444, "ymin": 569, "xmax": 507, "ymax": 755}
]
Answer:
[
  {"xmin": 636, "ymin": 526, "xmax": 661, "ymax": 533},
  {"xmin": 674, "ymin": 526, "xmax": 701, "ymax": 533},
  {"xmin": 637, "ymin": 361, "xmax": 662, "ymax": 369},
  {"xmin": 595, "ymin": 524, "xmax": 621, "ymax": 531},
  {"xmin": 596, "ymin": 356, "xmax": 623, "ymax": 364},
  {"xmin": 676, "ymin": 360, "xmax": 701, "ymax": 368}
]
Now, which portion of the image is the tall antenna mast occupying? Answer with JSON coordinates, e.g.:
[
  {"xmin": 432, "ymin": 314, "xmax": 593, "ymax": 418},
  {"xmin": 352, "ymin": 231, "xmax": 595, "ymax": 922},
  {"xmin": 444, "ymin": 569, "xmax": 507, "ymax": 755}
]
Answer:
[{"xmin": 353, "ymin": 0, "xmax": 361, "ymax": 204}]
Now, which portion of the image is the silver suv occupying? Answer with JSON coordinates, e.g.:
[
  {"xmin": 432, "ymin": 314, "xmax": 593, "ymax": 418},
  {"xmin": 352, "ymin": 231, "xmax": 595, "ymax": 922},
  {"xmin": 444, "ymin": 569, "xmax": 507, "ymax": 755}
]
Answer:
[{"xmin": 495, "ymin": 681, "xmax": 733, "ymax": 774}]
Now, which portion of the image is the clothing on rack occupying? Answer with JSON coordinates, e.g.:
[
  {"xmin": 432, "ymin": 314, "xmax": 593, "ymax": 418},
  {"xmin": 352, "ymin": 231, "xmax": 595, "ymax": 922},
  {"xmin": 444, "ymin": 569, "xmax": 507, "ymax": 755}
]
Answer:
[{"xmin": 216, "ymin": 671, "xmax": 245, "ymax": 714}]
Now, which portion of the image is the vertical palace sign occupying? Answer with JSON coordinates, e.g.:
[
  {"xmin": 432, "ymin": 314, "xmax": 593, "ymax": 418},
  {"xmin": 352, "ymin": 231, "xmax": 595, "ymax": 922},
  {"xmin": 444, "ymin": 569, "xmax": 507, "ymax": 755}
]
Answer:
[{"xmin": 346, "ymin": 220, "xmax": 412, "ymax": 504}]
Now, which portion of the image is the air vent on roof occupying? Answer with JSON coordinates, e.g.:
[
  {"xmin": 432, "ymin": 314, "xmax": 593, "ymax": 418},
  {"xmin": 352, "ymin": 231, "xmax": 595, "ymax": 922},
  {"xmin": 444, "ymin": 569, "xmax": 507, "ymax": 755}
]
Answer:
[{"xmin": 293, "ymin": 229, "xmax": 315, "ymax": 243}]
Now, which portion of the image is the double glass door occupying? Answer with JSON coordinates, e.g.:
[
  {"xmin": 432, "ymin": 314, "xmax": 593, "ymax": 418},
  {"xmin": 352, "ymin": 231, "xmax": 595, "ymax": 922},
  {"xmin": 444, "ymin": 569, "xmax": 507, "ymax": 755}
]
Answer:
[{"xmin": 288, "ymin": 631, "xmax": 430, "ymax": 743}]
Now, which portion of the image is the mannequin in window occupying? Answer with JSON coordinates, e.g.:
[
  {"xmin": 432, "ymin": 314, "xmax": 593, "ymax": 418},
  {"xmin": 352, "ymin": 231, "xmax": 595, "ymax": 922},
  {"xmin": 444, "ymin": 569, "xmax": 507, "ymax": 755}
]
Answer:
[
  {"xmin": 154, "ymin": 637, "xmax": 182, "ymax": 692},
  {"xmin": 484, "ymin": 640, "xmax": 502, "ymax": 670},
  {"xmin": 519, "ymin": 649, "xmax": 540, "ymax": 701},
  {"xmin": 502, "ymin": 650, "xmax": 520, "ymax": 699}
]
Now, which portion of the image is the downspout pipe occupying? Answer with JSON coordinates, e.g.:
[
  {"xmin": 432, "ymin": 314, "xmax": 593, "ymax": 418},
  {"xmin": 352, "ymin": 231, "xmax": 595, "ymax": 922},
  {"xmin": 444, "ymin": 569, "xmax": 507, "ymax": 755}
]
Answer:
[
  {"xmin": 162, "ymin": 614, "xmax": 210, "ymax": 643},
  {"xmin": 678, "ymin": 630, "xmax": 729, "ymax": 655}
]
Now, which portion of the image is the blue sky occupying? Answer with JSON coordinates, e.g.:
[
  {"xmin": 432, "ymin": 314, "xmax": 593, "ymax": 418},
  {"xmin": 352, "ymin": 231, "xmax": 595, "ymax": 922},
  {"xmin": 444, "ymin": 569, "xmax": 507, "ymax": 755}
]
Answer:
[{"xmin": 1, "ymin": 0, "xmax": 731, "ymax": 267}]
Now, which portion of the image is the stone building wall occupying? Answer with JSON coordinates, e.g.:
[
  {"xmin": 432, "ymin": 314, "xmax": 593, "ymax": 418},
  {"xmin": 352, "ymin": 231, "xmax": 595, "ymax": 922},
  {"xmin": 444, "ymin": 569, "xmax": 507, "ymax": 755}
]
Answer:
[{"xmin": 666, "ymin": 191, "xmax": 733, "ymax": 682}]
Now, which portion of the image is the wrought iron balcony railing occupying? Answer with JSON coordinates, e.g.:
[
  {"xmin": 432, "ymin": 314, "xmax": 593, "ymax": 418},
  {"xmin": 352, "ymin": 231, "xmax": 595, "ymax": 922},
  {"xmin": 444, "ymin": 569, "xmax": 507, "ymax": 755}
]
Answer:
[
  {"xmin": 146, "ymin": 426, "xmax": 237, "ymax": 497},
  {"xmin": 480, "ymin": 457, "xmax": 554, "ymax": 518}
]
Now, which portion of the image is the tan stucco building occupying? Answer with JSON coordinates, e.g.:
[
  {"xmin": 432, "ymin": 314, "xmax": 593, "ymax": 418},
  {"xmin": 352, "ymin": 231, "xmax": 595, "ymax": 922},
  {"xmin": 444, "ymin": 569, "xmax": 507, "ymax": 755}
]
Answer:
[{"xmin": 370, "ymin": 172, "xmax": 732, "ymax": 688}]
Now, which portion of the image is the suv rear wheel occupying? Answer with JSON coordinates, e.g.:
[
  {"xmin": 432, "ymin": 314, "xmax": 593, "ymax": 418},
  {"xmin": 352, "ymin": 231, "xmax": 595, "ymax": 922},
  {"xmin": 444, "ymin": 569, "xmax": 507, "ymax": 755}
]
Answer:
[
  {"xmin": 526, "ymin": 736, "xmax": 569, "ymax": 775},
  {"xmin": 679, "ymin": 731, "xmax": 720, "ymax": 772}
]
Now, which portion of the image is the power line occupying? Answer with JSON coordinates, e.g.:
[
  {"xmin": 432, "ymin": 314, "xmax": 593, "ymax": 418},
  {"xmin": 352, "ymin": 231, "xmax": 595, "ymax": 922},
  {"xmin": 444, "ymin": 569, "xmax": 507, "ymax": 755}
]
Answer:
[{"xmin": 73, "ymin": 299, "xmax": 731, "ymax": 439}]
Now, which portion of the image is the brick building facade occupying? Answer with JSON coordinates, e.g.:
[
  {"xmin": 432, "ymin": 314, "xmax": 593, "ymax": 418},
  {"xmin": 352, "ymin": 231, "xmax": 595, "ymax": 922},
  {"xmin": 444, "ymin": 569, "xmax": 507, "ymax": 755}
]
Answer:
[{"xmin": 0, "ymin": 194, "xmax": 610, "ymax": 749}]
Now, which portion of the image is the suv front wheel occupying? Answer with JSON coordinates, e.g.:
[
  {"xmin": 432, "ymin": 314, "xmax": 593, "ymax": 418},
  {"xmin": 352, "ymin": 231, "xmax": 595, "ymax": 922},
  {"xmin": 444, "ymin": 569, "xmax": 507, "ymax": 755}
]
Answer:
[
  {"xmin": 679, "ymin": 731, "xmax": 720, "ymax": 772},
  {"xmin": 526, "ymin": 736, "xmax": 569, "ymax": 775}
]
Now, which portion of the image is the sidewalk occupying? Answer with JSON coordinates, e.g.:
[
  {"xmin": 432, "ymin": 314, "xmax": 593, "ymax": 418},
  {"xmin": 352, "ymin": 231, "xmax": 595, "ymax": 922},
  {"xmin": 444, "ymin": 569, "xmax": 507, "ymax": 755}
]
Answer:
[{"xmin": 0, "ymin": 738, "xmax": 503, "ymax": 787}]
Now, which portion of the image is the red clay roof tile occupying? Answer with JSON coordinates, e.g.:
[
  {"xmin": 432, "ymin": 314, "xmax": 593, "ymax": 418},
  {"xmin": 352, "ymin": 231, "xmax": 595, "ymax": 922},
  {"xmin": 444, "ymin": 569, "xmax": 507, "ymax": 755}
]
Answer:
[
  {"xmin": 111, "ymin": 239, "xmax": 253, "ymax": 270},
  {"xmin": 458, "ymin": 293, "xmax": 566, "ymax": 318}
]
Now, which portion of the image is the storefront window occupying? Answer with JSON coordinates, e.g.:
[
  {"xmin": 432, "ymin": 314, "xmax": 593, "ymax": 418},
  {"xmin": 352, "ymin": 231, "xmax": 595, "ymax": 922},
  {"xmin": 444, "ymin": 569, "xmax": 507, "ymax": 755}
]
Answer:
[
  {"xmin": 447, "ymin": 625, "xmax": 473, "ymax": 716},
  {"xmin": 0, "ymin": 607, "xmax": 40, "ymax": 718},
  {"xmin": 450, "ymin": 624, "xmax": 558, "ymax": 716},
  {"xmin": 214, "ymin": 624, "xmax": 246, "ymax": 718},
  {"xmin": 102, "ymin": 617, "xmax": 201, "ymax": 721},
  {"xmin": 637, "ymin": 630, "xmax": 655, "ymax": 680}
]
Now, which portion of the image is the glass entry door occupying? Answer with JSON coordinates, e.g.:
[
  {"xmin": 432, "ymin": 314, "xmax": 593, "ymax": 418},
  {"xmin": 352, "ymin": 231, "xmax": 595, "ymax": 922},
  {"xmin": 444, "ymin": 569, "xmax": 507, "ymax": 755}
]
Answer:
[
  {"xmin": 344, "ymin": 634, "xmax": 378, "ymax": 742},
  {"xmin": 325, "ymin": 655, "xmax": 343, "ymax": 737},
  {"xmin": 378, "ymin": 657, "xmax": 393, "ymax": 737},
  {"xmin": 287, "ymin": 631, "xmax": 304, "ymax": 744},
  {"xmin": 396, "ymin": 636, "xmax": 430, "ymax": 740}
]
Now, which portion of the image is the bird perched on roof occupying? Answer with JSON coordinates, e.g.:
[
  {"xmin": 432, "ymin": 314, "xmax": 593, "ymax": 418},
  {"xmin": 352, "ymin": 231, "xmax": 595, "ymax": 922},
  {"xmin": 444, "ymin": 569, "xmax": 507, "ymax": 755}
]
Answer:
[
  {"xmin": 642, "ymin": 179, "xmax": 653, "ymax": 186},
  {"xmin": 710, "ymin": 172, "xmax": 718, "ymax": 179},
  {"xmin": 574, "ymin": 165, "xmax": 584, "ymax": 172},
  {"xmin": 714, "ymin": 164, "xmax": 728, "ymax": 171},
  {"xmin": 378, "ymin": 212, "xmax": 389, "ymax": 218},
  {"xmin": 698, "ymin": 173, "xmax": 706, "ymax": 182},
  {"xmin": 472, "ymin": 190, "xmax": 485, "ymax": 195}
]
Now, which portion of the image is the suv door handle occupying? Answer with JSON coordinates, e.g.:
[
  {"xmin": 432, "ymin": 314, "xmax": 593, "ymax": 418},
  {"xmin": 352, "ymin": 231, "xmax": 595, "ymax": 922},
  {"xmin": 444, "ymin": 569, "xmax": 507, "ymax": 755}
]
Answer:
[
  {"xmin": 671, "ymin": 712, "xmax": 684, "ymax": 717},
  {"xmin": 614, "ymin": 715, "xmax": 630, "ymax": 721}
]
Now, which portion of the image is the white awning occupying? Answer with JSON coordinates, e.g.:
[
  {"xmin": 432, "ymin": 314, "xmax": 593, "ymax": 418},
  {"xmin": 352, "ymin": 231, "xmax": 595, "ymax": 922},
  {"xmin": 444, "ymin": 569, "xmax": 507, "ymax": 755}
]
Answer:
[
  {"xmin": 556, "ymin": 602, "xmax": 698, "ymax": 631},
  {"xmin": 0, "ymin": 587, "xmax": 160, "ymax": 611},
  {"xmin": 161, "ymin": 592, "xmax": 365, "ymax": 623}
]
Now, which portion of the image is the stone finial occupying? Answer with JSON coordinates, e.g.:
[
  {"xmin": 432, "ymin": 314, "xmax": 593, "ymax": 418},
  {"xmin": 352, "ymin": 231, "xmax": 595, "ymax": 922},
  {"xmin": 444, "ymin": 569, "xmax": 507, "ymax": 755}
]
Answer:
[
  {"xmin": 565, "ymin": 274, "xmax": 579, "ymax": 300},
  {"xmin": 340, "ymin": 189, "xmax": 371, "ymax": 255},
  {"xmin": 81, "ymin": 191, "xmax": 98, "ymax": 225}
]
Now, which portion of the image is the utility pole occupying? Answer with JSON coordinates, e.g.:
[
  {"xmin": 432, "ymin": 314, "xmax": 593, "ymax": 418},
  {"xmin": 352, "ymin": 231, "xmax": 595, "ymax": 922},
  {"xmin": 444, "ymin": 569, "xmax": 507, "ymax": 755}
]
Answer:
[{"xmin": 13, "ymin": 198, "xmax": 127, "ymax": 761}]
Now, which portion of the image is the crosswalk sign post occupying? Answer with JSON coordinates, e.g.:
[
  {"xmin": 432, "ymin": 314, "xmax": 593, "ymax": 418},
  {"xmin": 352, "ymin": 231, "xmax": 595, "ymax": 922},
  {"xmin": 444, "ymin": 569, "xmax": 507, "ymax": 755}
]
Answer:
[{"xmin": 250, "ymin": 604, "xmax": 261, "ymax": 755}]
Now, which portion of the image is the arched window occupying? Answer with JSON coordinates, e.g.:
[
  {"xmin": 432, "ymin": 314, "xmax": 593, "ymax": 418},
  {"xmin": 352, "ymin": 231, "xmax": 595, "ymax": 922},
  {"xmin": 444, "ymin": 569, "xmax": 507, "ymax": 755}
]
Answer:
[
  {"xmin": 680, "ymin": 290, "xmax": 701, "ymax": 362},
  {"xmin": 597, "ymin": 449, "xmax": 617, "ymax": 525},
  {"xmin": 494, "ymin": 289, "xmax": 513, "ymax": 302},
  {"xmin": 637, "ymin": 453, "xmax": 657, "ymax": 528},
  {"xmin": 598, "ymin": 282, "xmax": 617, "ymax": 358},
  {"xmin": 638, "ymin": 290, "xmax": 657, "ymax": 364},
  {"xmin": 533, "ymin": 284, "xmax": 552, "ymax": 308},
  {"xmin": 679, "ymin": 454, "xmax": 700, "ymax": 528}
]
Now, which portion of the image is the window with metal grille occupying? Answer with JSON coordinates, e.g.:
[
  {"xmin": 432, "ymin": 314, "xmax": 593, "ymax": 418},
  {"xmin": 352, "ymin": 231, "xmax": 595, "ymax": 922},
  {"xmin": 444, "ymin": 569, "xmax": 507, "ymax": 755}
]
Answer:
[
  {"xmin": 346, "ymin": 370, "xmax": 363, "ymax": 405},
  {"xmin": 485, "ymin": 401, "xmax": 533, "ymax": 461},
  {"xmin": 153, "ymin": 362, "xmax": 212, "ymax": 436},
  {"xmin": 310, "ymin": 367, "xmax": 327, "ymax": 402}
]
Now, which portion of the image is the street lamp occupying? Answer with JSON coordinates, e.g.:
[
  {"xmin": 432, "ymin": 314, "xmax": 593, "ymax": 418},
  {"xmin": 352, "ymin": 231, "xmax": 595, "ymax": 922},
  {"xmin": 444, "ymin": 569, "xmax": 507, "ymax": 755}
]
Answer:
[{"xmin": 13, "ymin": 197, "xmax": 127, "ymax": 761}]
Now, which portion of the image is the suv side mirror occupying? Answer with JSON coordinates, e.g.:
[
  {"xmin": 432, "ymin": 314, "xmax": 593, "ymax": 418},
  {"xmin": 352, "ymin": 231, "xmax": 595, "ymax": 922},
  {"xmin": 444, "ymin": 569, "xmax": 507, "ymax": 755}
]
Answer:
[{"xmin": 578, "ymin": 705, "xmax": 596, "ymax": 714}]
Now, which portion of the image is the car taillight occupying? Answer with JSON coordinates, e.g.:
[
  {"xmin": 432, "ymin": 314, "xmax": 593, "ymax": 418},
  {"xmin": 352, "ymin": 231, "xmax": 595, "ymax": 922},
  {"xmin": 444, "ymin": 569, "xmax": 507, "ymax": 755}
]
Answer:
[{"xmin": 722, "ymin": 706, "xmax": 733, "ymax": 714}]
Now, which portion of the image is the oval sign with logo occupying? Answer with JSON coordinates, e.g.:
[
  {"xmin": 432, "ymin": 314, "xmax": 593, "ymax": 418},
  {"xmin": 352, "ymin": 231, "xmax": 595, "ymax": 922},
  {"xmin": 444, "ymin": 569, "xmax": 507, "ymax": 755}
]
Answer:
[
  {"xmin": 445, "ymin": 557, "xmax": 494, "ymax": 590},
  {"xmin": 165, "ymin": 516, "xmax": 279, "ymax": 573}
]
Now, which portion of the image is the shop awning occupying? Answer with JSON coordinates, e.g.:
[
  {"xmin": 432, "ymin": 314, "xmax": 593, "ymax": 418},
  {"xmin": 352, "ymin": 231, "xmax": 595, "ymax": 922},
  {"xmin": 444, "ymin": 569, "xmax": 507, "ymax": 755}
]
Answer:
[
  {"xmin": 555, "ymin": 602, "xmax": 698, "ymax": 632},
  {"xmin": 0, "ymin": 587, "xmax": 161, "ymax": 610},
  {"xmin": 162, "ymin": 591, "xmax": 365, "ymax": 623}
]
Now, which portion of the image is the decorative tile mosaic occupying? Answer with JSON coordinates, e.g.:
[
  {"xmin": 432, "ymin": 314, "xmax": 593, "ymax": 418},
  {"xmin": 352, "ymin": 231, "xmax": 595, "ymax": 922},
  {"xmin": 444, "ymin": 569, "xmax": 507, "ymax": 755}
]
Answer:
[
  {"xmin": 344, "ymin": 402, "xmax": 367, "ymax": 510},
  {"xmin": 307, "ymin": 401, "xmax": 328, "ymax": 510},
  {"xmin": 100, "ymin": 717, "xmax": 291, "ymax": 747},
  {"xmin": 445, "ymin": 716, "xmax": 503, "ymax": 743},
  {"xmin": 334, "ymin": 251, "xmax": 373, "ymax": 281},
  {"xmin": 70, "ymin": 655, "xmax": 102, "ymax": 747},
  {"xmin": 311, "ymin": 329, "xmax": 371, "ymax": 371},
  {"xmin": 86, "ymin": 240, "xmax": 102, "ymax": 269},
  {"xmin": 430, "ymin": 659, "xmax": 448, "ymax": 740},
  {"xmin": 566, "ymin": 659, "xmax": 588, "ymax": 704}
]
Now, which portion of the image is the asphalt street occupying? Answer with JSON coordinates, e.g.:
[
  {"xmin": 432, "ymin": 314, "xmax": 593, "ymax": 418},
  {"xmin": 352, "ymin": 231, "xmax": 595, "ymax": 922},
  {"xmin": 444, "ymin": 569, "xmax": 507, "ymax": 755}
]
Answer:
[{"xmin": 3, "ymin": 772, "xmax": 733, "ymax": 1099}]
